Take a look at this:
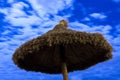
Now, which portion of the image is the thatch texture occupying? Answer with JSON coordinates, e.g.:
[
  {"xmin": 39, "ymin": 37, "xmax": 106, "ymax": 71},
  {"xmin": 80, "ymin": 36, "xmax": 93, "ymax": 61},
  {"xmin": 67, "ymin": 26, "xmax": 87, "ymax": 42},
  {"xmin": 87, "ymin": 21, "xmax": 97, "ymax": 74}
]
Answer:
[{"xmin": 12, "ymin": 20, "xmax": 113, "ymax": 74}]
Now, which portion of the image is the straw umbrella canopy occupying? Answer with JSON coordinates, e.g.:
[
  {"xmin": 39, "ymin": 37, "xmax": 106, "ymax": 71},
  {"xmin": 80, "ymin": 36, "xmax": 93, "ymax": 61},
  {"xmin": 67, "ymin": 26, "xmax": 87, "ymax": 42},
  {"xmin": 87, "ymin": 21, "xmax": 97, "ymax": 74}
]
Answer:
[{"xmin": 12, "ymin": 20, "xmax": 113, "ymax": 80}]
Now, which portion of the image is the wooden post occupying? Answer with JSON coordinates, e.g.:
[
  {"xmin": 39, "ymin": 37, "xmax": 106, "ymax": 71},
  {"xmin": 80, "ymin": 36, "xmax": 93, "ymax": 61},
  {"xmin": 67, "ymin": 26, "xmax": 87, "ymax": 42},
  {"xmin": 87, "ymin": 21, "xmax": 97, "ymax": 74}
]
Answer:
[
  {"xmin": 60, "ymin": 45, "xmax": 68, "ymax": 80},
  {"xmin": 62, "ymin": 62, "xmax": 68, "ymax": 80}
]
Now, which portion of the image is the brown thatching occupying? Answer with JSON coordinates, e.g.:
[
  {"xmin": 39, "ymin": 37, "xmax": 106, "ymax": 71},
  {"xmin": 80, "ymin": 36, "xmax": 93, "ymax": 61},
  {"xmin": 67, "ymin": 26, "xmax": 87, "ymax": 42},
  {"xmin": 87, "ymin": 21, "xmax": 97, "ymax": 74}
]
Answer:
[{"xmin": 12, "ymin": 20, "xmax": 113, "ymax": 74}]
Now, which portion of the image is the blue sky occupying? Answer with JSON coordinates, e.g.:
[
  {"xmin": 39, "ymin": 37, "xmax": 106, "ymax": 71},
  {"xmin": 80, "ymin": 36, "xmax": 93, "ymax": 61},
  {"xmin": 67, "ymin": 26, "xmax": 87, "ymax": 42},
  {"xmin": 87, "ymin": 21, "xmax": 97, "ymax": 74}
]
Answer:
[{"xmin": 0, "ymin": 0, "xmax": 120, "ymax": 80}]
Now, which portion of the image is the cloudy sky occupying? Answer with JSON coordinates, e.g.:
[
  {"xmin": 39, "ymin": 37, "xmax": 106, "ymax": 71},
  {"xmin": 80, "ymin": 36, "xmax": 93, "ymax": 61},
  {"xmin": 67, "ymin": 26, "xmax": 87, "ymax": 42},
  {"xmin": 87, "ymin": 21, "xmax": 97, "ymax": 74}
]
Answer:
[{"xmin": 0, "ymin": 0, "xmax": 120, "ymax": 80}]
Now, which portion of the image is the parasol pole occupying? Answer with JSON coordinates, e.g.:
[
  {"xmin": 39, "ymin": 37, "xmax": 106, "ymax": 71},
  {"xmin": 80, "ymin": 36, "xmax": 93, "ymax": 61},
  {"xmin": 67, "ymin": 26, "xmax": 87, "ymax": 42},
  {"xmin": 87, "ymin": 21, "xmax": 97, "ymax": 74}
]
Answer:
[
  {"xmin": 61, "ymin": 62, "xmax": 68, "ymax": 80},
  {"xmin": 60, "ymin": 45, "xmax": 68, "ymax": 80}
]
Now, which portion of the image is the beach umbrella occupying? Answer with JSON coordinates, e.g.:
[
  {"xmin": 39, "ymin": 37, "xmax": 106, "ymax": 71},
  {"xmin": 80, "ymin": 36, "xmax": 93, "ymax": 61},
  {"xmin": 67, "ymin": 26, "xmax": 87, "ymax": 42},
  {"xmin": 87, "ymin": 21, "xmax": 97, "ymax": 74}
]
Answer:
[{"xmin": 12, "ymin": 20, "xmax": 113, "ymax": 80}]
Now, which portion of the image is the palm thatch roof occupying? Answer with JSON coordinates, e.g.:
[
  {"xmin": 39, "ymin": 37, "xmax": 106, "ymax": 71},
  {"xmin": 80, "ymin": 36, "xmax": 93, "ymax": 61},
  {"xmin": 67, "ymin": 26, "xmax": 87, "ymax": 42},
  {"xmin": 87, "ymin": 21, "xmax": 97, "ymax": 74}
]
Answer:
[{"xmin": 12, "ymin": 20, "xmax": 113, "ymax": 74}]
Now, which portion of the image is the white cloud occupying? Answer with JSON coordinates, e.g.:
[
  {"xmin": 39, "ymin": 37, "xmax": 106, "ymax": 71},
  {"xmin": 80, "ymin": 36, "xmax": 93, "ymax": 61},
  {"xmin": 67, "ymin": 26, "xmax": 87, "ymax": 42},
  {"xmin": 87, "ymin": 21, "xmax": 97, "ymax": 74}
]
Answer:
[
  {"xmin": 82, "ymin": 13, "xmax": 107, "ymax": 21},
  {"xmin": 0, "ymin": 2, "xmax": 29, "ymax": 16},
  {"xmin": 6, "ymin": 15, "xmax": 41, "ymax": 26},
  {"xmin": 3, "ymin": 2, "xmax": 38, "ymax": 27},
  {"xmin": 69, "ymin": 21, "xmax": 112, "ymax": 34},
  {"xmin": 28, "ymin": 0, "xmax": 73, "ymax": 15},
  {"xmin": 112, "ymin": 0, "xmax": 120, "ymax": 3},
  {"xmin": 89, "ymin": 13, "xmax": 107, "ymax": 19},
  {"xmin": 113, "ymin": 36, "xmax": 120, "ymax": 44},
  {"xmin": 0, "ymin": 0, "xmax": 73, "ymax": 29},
  {"xmin": 1, "ymin": 30, "xmax": 11, "ymax": 35},
  {"xmin": 83, "ymin": 17, "xmax": 90, "ymax": 21},
  {"xmin": 7, "ymin": 0, "xmax": 14, "ymax": 3},
  {"xmin": 0, "ymin": 8, "xmax": 9, "ymax": 15},
  {"xmin": 0, "ymin": 42, "xmax": 14, "ymax": 55}
]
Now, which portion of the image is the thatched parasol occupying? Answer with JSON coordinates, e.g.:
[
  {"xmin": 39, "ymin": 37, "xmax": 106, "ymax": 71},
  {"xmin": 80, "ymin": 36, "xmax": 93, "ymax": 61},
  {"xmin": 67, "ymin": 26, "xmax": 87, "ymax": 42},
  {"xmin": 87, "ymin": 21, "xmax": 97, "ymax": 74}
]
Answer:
[{"xmin": 12, "ymin": 20, "xmax": 113, "ymax": 80}]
